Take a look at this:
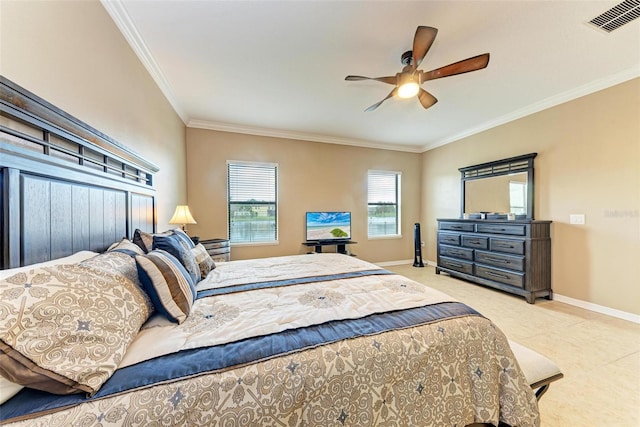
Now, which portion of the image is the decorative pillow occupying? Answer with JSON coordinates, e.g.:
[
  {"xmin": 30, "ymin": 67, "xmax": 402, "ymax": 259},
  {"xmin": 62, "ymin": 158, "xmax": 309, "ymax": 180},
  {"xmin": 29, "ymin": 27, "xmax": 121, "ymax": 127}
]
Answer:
[
  {"xmin": 133, "ymin": 228, "xmax": 195, "ymax": 254},
  {"xmin": 133, "ymin": 229, "xmax": 156, "ymax": 254},
  {"xmin": 135, "ymin": 250, "xmax": 196, "ymax": 324},
  {"xmin": 0, "ymin": 264, "xmax": 153, "ymax": 396},
  {"xmin": 172, "ymin": 228, "xmax": 196, "ymax": 250},
  {"xmin": 191, "ymin": 243, "xmax": 216, "ymax": 278},
  {"xmin": 81, "ymin": 250, "xmax": 144, "ymax": 288},
  {"xmin": 153, "ymin": 234, "xmax": 201, "ymax": 283},
  {"xmin": 107, "ymin": 238, "xmax": 145, "ymax": 257}
]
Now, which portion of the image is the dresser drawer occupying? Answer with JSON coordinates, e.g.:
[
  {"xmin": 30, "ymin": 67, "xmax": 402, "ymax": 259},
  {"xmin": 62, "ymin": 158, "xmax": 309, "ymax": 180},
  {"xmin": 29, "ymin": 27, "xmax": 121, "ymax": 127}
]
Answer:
[
  {"xmin": 201, "ymin": 239, "xmax": 230, "ymax": 249},
  {"xmin": 439, "ymin": 245, "xmax": 474, "ymax": 261},
  {"xmin": 207, "ymin": 246, "xmax": 230, "ymax": 256},
  {"xmin": 490, "ymin": 238, "xmax": 525, "ymax": 255},
  {"xmin": 462, "ymin": 235, "xmax": 488, "ymax": 250},
  {"xmin": 439, "ymin": 257, "xmax": 474, "ymax": 275},
  {"xmin": 476, "ymin": 265, "xmax": 524, "ymax": 288},
  {"xmin": 438, "ymin": 232, "xmax": 460, "ymax": 246},
  {"xmin": 476, "ymin": 224, "xmax": 526, "ymax": 236},
  {"xmin": 475, "ymin": 250, "xmax": 524, "ymax": 272},
  {"xmin": 439, "ymin": 222, "xmax": 475, "ymax": 232}
]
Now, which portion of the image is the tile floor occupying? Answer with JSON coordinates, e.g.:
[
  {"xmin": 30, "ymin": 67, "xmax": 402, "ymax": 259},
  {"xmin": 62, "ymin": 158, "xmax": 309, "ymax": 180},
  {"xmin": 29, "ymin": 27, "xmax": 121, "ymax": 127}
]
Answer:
[{"xmin": 387, "ymin": 264, "xmax": 640, "ymax": 427}]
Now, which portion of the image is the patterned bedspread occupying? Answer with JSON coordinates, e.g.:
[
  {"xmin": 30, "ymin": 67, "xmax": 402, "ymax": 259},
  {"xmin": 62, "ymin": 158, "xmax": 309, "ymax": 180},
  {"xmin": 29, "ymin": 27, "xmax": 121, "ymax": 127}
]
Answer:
[{"xmin": 1, "ymin": 254, "xmax": 539, "ymax": 426}]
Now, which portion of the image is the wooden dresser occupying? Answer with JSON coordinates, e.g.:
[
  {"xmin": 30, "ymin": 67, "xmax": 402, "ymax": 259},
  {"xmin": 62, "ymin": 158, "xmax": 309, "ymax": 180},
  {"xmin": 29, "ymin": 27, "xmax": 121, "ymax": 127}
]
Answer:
[
  {"xmin": 436, "ymin": 219, "xmax": 551, "ymax": 303},
  {"xmin": 200, "ymin": 238, "xmax": 231, "ymax": 262}
]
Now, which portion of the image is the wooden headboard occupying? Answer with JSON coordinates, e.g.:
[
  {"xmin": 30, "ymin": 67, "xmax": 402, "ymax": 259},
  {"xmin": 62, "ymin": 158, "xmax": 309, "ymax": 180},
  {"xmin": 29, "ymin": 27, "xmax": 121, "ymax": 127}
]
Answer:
[{"xmin": 0, "ymin": 76, "xmax": 159, "ymax": 269}]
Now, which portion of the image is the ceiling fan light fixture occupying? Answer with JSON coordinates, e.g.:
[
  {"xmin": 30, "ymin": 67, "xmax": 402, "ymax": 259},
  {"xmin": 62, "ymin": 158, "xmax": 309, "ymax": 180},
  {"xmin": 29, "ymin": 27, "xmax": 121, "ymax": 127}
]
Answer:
[
  {"xmin": 345, "ymin": 26, "xmax": 489, "ymax": 111},
  {"xmin": 397, "ymin": 72, "xmax": 420, "ymax": 98},
  {"xmin": 398, "ymin": 81, "xmax": 420, "ymax": 98}
]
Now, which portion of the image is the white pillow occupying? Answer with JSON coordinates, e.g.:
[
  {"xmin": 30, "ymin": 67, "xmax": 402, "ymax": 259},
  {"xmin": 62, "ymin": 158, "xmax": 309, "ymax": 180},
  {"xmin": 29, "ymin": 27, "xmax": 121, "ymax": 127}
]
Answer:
[
  {"xmin": 0, "ymin": 250, "xmax": 98, "ymax": 401},
  {"xmin": 0, "ymin": 378, "xmax": 23, "ymax": 404},
  {"xmin": 0, "ymin": 251, "xmax": 98, "ymax": 281}
]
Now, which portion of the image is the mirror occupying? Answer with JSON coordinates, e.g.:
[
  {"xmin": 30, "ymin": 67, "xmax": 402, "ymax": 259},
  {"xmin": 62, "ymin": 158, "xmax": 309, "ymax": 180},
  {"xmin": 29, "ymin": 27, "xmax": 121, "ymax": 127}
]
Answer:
[{"xmin": 460, "ymin": 153, "xmax": 536, "ymax": 220}]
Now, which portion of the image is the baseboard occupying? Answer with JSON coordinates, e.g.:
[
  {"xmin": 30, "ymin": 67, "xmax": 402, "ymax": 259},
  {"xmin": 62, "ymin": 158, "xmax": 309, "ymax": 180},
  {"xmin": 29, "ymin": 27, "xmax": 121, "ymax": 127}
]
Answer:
[
  {"xmin": 376, "ymin": 259, "xmax": 438, "ymax": 267},
  {"xmin": 423, "ymin": 259, "xmax": 639, "ymax": 324},
  {"xmin": 376, "ymin": 259, "xmax": 414, "ymax": 267},
  {"xmin": 553, "ymin": 294, "xmax": 640, "ymax": 324},
  {"xmin": 379, "ymin": 259, "xmax": 640, "ymax": 324}
]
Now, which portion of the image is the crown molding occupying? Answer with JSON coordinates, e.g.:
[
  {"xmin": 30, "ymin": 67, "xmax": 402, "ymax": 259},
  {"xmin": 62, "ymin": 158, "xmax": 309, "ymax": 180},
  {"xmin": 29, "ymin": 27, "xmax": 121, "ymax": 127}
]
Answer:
[
  {"xmin": 100, "ymin": 0, "xmax": 189, "ymax": 124},
  {"xmin": 421, "ymin": 67, "xmax": 640, "ymax": 152},
  {"xmin": 187, "ymin": 119, "xmax": 424, "ymax": 153}
]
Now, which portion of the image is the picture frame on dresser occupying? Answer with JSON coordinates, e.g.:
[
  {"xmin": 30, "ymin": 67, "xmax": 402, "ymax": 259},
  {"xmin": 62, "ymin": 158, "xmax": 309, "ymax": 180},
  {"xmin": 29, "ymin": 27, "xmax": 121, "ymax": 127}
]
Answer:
[{"xmin": 436, "ymin": 154, "xmax": 552, "ymax": 304}]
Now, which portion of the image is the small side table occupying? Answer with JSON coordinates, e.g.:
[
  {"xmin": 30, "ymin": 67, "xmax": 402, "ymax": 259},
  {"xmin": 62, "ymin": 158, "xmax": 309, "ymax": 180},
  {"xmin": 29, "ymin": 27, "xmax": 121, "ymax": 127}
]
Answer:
[{"xmin": 200, "ymin": 238, "xmax": 231, "ymax": 262}]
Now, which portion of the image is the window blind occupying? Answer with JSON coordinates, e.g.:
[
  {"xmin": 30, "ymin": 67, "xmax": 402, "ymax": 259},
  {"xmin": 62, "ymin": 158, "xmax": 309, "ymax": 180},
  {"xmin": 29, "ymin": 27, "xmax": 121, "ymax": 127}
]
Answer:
[
  {"xmin": 227, "ymin": 162, "xmax": 278, "ymax": 243},
  {"xmin": 367, "ymin": 171, "xmax": 400, "ymax": 237}
]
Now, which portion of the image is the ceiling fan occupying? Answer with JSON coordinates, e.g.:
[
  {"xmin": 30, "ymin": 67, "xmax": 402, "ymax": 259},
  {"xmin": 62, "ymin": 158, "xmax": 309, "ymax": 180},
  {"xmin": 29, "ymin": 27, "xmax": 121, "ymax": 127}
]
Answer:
[{"xmin": 345, "ymin": 26, "xmax": 490, "ymax": 112}]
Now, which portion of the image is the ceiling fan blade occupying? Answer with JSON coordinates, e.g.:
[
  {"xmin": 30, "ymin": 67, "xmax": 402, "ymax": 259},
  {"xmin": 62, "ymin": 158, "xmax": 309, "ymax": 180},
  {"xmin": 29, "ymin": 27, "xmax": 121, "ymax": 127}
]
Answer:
[
  {"xmin": 365, "ymin": 88, "xmax": 397, "ymax": 112},
  {"xmin": 345, "ymin": 75, "xmax": 396, "ymax": 85},
  {"xmin": 418, "ymin": 89, "xmax": 438, "ymax": 109},
  {"xmin": 421, "ymin": 53, "xmax": 490, "ymax": 81},
  {"xmin": 412, "ymin": 26, "xmax": 438, "ymax": 67}
]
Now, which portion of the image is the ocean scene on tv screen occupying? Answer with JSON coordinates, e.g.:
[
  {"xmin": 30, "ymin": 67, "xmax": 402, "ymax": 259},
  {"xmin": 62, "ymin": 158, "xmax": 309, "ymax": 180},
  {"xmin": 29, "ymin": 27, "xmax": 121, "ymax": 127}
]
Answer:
[{"xmin": 306, "ymin": 212, "xmax": 351, "ymax": 241}]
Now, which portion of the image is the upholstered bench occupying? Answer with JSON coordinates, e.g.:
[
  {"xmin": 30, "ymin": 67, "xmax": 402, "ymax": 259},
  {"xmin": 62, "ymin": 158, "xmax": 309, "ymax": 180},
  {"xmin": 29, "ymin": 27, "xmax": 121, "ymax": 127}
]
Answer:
[{"xmin": 509, "ymin": 340, "xmax": 563, "ymax": 400}]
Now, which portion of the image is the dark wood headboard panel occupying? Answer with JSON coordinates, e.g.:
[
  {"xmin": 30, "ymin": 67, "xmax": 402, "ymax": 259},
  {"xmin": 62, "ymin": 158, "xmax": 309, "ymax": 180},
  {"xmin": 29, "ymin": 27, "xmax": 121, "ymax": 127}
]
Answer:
[{"xmin": 1, "ymin": 76, "xmax": 159, "ymax": 269}]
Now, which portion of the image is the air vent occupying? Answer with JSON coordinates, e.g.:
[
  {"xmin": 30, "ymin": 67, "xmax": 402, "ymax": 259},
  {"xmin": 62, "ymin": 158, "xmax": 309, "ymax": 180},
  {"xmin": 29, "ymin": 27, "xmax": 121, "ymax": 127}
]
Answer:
[{"xmin": 588, "ymin": 0, "xmax": 640, "ymax": 33}]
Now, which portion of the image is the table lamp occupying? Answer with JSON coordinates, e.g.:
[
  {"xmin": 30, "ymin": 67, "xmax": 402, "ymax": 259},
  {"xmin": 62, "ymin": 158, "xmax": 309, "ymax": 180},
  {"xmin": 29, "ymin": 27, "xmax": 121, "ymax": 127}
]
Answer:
[{"xmin": 169, "ymin": 205, "xmax": 197, "ymax": 233}]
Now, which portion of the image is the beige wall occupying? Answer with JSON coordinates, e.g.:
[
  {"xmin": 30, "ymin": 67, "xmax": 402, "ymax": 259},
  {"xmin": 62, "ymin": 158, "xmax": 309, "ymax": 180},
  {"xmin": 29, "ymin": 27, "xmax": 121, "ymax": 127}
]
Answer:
[
  {"xmin": 0, "ymin": 0, "xmax": 186, "ymax": 229},
  {"xmin": 186, "ymin": 129, "xmax": 421, "ymax": 263},
  {"xmin": 421, "ymin": 78, "xmax": 640, "ymax": 315},
  {"xmin": 3, "ymin": 1, "xmax": 636, "ymax": 315}
]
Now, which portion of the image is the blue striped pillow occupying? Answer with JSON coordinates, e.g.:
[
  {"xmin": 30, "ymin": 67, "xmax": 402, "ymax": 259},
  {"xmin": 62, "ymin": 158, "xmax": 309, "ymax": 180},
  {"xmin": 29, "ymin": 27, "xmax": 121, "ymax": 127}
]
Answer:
[
  {"xmin": 135, "ymin": 250, "xmax": 196, "ymax": 324},
  {"xmin": 172, "ymin": 228, "xmax": 196, "ymax": 249},
  {"xmin": 153, "ymin": 234, "xmax": 201, "ymax": 283}
]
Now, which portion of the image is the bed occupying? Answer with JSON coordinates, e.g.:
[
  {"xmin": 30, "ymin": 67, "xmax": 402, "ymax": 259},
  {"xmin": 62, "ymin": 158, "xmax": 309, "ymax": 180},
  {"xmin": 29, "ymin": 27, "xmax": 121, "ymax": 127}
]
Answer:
[{"xmin": 0, "ymin": 76, "xmax": 543, "ymax": 426}]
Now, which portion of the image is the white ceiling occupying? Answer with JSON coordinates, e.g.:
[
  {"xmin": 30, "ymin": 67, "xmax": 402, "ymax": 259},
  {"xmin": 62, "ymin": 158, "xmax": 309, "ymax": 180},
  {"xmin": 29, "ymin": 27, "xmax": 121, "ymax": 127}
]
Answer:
[{"xmin": 103, "ymin": 0, "xmax": 640, "ymax": 153}]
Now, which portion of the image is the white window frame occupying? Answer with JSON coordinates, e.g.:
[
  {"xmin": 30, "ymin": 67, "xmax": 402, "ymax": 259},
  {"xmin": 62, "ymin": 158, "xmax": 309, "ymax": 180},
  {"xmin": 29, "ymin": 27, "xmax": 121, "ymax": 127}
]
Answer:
[
  {"xmin": 367, "ymin": 170, "xmax": 402, "ymax": 239},
  {"xmin": 227, "ymin": 160, "xmax": 279, "ymax": 245}
]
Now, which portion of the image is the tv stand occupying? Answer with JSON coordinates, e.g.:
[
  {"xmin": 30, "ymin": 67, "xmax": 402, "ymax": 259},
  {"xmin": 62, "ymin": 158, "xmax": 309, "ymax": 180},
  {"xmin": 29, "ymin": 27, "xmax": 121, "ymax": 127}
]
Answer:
[{"xmin": 302, "ymin": 240, "xmax": 357, "ymax": 255}]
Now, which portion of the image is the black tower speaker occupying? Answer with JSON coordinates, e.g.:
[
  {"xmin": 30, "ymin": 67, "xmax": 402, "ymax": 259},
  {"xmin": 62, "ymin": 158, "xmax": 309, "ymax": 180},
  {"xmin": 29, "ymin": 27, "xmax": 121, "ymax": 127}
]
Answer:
[{"xmin": 413, "ymin": 223, "xmax": 424, "ymax": 267}]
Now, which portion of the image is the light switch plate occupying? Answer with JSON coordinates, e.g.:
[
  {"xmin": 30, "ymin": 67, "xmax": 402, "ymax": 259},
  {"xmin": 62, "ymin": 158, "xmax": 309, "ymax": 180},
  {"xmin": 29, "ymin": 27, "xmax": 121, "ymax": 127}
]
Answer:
[{"xmin": 570, "ymin": 214, "xmax": 585, "ymax": 225}]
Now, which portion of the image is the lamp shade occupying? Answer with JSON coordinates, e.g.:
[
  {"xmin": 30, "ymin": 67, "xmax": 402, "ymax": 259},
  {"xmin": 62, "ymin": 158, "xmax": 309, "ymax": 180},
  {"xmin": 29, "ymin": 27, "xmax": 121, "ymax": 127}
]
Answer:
[{"xmin": 169, "ymin": 205, "xmax": 197, "ymax": 226}]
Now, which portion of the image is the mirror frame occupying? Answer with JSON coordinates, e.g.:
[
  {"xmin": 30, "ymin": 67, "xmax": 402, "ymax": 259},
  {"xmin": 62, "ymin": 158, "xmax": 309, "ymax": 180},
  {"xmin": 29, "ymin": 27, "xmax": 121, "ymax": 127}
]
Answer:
[{"xmin": 460, "ymin": 153, "xmax": 537, "ymax": 220}]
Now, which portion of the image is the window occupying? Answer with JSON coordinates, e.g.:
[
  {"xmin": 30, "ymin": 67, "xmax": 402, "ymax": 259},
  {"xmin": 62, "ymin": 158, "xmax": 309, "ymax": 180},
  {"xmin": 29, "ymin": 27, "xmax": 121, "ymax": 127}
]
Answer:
[
  {"xmin": 368, "ymin": 170, "xmax": 401, "ymax": 237},
  {"xmin": 227, "ymin": 161, "xmax": 278, "ymax": 244}
]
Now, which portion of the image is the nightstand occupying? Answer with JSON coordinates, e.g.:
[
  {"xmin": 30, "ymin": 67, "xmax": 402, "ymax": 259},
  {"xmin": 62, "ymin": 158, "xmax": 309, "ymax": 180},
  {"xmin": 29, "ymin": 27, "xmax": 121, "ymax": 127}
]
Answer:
[{"xmin": 200, "ymin": 238, "xmax": 230, "ymax": 262}]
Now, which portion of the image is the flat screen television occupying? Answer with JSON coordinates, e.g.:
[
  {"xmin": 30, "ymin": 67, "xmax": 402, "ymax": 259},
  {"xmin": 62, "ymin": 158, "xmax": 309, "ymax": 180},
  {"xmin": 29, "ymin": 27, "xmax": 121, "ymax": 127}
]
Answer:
[{"xmin": 305, "ymin": 211, "xmax": 351, "ymax": 242}]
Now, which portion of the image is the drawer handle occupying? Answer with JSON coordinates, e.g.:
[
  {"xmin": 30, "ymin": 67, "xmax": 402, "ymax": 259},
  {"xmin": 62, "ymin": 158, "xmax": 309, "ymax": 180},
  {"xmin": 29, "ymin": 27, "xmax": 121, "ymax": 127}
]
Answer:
[
  {"xmin": 450, "ymin": 226, "xmax": 462, "ymax": 230},
  {"xmin": 485, "ymin": 257, "xmax": 510, "ymax": 264},
  {"xmin": 447, "ymin": 262, "xmax": 464, "ymax": 268},
  {"xmin": 469, "ymin": 241, "xmax": 482, "ymax": 245},
  {"xmin": 495, "ymin": 243, "xmax": 515, "ymax": 249},
  {"xmin": 486, "ymin": 271, "xmax": 510, "ymax": 280},
  {"xmin": 450, "ymin": 251, "xmax": 464, "ymax": 256}
]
